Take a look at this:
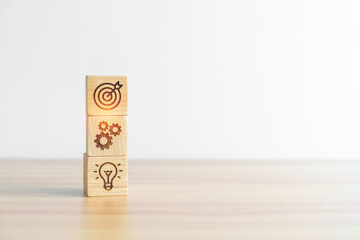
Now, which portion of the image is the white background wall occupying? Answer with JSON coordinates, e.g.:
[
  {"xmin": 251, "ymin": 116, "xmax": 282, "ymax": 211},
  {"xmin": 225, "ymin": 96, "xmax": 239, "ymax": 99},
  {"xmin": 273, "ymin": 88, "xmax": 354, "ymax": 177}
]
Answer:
[{"xmin": 1, "ymin": 0, "xmax": 360, "ymax": 160}]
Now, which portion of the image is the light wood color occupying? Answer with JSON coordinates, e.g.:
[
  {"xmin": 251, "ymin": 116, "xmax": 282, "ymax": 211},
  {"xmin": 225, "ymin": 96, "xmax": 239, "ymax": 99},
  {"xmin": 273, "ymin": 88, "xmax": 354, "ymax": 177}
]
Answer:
[
  {"xmin": 0, "ymin": 160, "xmax": 359, "ymax": 240},
  {"xmin": 87, "ymin": 115, "xmax": 128, "ymax": 156},
  {"xmin": 86, "ymin": 75, "xmax": 128, "ymax": 116},
  {"xmin": 84, "ymin": 154, "xmax": 128, "ymax": 197}
]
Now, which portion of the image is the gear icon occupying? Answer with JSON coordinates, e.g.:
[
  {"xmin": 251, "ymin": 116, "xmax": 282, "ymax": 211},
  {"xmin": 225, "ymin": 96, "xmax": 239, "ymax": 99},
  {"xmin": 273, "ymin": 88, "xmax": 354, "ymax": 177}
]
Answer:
[
  {"xmin": 98, "ymin": 121, "xmax": 109, "ymax": 132},
  {"xmin": 94, "ymin": 132, "xmax": 113, "ymax": 150},
  {"xmin": 109, "ymin": 123, "xmax": 122, "ymax": 136}
]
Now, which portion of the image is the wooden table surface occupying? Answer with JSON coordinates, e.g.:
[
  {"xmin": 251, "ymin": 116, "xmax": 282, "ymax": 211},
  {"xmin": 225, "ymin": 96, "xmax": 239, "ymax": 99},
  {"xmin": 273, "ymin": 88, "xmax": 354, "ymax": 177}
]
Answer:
[{"xmin": 0, "ymin": 160, "xmax": 359, "ymax": 240}]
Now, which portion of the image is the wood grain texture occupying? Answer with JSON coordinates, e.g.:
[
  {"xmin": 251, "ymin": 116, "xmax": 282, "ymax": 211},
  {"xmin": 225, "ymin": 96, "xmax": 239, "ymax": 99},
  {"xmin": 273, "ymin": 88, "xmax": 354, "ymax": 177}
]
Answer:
[
  {"xmin": 84, "ymin": 154, "xmax": 128, "ymax": 197},
  {"xmin": 0, "ymin": 160, "xmax": 359, "ymax": 240},
  {"xmin": 87, "ymin": 115, "xmax": 128, "ymax": 156},
  {"xmin": 86, "ymin": 75, "xmax": 128, "ymax": 116}
]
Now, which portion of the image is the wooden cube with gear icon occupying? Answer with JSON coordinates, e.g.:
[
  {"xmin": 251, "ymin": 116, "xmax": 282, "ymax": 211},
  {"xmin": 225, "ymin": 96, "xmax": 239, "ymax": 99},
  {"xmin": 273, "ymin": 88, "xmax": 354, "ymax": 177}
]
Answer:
[
  {"xmin": 83, "ymin": 153, "xmax": 128, "ymax": 197},
  {"xmin": 87, "ymin": 115, "xmax": 128, "ymax": 157},
  {"xmin": 86, "ymin": 76, "xmax": 128, "ymax": 116}
]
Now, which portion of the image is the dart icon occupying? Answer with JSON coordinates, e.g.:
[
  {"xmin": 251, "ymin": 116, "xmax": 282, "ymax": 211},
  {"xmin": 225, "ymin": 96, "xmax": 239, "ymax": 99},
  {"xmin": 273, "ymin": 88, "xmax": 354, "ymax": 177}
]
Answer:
[
  {"xmin": 93, "ymin": 81, "xmax": 123, "ymax": 110},
  {"xmin": 110, "ymin": 81, "xmax": 123, "ymax": 94}
]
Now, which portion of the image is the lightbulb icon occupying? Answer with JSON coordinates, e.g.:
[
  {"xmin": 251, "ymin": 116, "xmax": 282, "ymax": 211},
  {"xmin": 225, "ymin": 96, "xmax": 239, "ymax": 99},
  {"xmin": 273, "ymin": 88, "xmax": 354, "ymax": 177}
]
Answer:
[{"xmin": 99, "ymin": 162, "xmax": 118, "ymax": 191}]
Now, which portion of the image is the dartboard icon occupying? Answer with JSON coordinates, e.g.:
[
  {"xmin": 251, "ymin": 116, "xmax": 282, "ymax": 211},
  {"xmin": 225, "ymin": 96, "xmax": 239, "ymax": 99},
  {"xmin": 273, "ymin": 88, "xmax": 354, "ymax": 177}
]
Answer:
[{"xmin": 93, "ymin": 81, "xmax": 123, "ymax": 110}]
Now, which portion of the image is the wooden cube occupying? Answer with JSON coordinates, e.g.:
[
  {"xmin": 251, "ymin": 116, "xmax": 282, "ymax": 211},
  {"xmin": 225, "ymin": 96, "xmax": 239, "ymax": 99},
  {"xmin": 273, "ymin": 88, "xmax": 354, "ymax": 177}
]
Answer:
[
  {"xmin": 87, "ymin": 115, "xmax": 128, "ymax": 157},
  {"xmin": 83, "ymin": 153, "xmax": 128, "ymax": 197},
  {"xmin": 86, "ymin": 76, "xmax": 128, "ymax": 116}
]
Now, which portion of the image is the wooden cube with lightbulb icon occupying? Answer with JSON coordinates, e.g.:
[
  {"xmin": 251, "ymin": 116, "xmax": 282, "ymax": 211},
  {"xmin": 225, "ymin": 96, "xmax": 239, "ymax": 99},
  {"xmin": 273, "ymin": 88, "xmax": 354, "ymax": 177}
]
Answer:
[
  {"xmin": 87, "ymin": 115, "xmax": 128, "ymax": 157},
  {"xmin": 83, "ymin": 153, "xmax": 128, "ymax": 197}
]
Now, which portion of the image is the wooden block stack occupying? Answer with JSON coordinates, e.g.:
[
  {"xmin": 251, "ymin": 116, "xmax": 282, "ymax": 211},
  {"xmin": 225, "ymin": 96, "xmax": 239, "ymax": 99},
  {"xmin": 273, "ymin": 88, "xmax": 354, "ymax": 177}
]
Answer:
[{"xmin": 83, "ymin": 76, "xmax": 128, "ymax": 197}]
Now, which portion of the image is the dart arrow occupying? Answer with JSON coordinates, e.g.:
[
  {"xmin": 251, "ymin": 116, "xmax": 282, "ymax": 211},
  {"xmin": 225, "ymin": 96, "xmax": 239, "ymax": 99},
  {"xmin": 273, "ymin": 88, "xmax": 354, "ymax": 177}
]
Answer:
[
  {"xmin": 106, "ymin": 81, "xmax": 123, "ymax": 97},
  {"xmin": 114, "ymin": 81, "xmax": 123, "ymax": 90}
]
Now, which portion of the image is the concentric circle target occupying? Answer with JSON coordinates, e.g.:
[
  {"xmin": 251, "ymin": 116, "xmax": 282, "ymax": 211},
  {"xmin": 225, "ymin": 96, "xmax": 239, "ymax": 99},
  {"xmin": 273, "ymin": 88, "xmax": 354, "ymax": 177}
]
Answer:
[{"xmin": 93, "ymin": 82, "xmax": 122, "ymax": 110}]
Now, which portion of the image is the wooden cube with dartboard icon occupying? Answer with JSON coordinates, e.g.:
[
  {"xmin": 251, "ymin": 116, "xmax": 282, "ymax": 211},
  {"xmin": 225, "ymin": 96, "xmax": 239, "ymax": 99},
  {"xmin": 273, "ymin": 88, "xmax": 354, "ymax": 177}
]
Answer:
[
  {"xmin": 87, "ymin": 115, "xmax": 128, "ymax": 156},
  {"xmin": 86, "ymin": 75, "xmax": 128, "ymax": 116},
  {"xmin": 84, "ymin": 75, "xmax": 128, "ymax": 197}
]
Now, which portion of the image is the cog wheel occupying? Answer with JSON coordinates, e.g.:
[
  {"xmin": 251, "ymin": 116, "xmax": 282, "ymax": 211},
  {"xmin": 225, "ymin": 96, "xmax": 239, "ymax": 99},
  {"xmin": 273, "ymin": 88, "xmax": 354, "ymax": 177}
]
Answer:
[
  {"xmin": 98, "ymin": 121, "xmax": 109, "ymax": 132},
  {"xmin": 94, "ymin": 132, "xmax": 113, "ymax": 150},
  {"xmin": 109, "ymin": 123, "xmax": 122, "ymax": 136}
]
